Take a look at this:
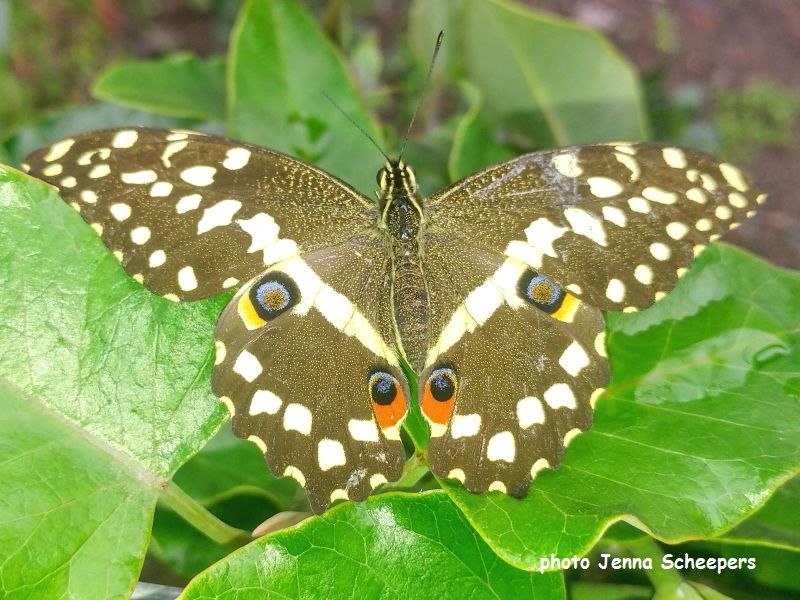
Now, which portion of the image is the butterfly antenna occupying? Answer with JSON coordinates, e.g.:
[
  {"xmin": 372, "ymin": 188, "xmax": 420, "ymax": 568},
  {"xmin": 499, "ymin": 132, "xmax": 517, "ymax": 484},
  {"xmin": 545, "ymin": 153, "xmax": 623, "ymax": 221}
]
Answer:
[
  {"xmin": 398, "ymin": 30, "xmax": 444, "ymax": 161},
  {"xmin": 322, "ymin": 91, "xmax": 391, "ymax": 163}
]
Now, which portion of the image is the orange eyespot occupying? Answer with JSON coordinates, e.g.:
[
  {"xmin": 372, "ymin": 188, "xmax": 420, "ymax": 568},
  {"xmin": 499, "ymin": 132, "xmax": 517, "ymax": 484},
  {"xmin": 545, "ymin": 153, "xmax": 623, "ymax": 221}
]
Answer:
[
  {"xmin": 368, "ymin": 370, "xmax": 407, "ymax": 430},
  {"xmin": 421, "ymin": 367, "xmax": 458, "ymax": 426}
]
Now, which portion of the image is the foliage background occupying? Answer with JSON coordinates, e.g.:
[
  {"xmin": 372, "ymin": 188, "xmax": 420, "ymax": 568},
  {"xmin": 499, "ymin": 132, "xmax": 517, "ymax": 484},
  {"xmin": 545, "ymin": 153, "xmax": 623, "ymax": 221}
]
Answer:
[{"xmin": 0, "ymin": 1, "xmax": 798, "ymax": 599}]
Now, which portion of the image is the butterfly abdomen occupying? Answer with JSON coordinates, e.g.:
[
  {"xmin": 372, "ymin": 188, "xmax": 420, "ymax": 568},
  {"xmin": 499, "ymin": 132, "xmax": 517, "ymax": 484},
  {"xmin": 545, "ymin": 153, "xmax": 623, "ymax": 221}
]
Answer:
[{"xmin": 391, "ymin": 257, "xmax": 430, "ymax": 371}]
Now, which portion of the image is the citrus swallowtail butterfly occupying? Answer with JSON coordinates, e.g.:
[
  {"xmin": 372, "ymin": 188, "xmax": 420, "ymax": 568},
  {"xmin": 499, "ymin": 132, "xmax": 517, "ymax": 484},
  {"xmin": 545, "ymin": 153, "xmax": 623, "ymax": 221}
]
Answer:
[{"xmin": 24, "ymin": 128, "xmax": 764, "ymax": 512}]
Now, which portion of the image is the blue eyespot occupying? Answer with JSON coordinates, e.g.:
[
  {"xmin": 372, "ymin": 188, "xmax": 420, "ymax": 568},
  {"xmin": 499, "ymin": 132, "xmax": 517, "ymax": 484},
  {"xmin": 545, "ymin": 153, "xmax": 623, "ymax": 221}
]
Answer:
[
  {"xmin": 518, "ymin": 270, "xmax": 565, "ymax": 314},
  {"xmin": 248, "ymin": 271, "xmax": 299, "ymax": 321},
  {"xmin": 368, "ymin": 370, "xmax": 399, "ymax": 406},
  {"xmin": 428, "ymin": 367, "xmax": 457, "ymax": 402}
]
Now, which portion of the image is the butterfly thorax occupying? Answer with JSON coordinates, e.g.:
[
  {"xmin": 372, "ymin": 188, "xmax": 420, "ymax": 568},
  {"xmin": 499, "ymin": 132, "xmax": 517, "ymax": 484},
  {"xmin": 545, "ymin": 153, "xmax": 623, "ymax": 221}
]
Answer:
[{"xmin": 377, "ymin": 161, "xmax": 430, "ymax": 371}]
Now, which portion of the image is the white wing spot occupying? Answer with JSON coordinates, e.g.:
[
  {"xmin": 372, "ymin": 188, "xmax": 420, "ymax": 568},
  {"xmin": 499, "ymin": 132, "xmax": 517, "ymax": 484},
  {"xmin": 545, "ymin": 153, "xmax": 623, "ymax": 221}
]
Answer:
[
  {"xmin": 214, "ymin": 340, "xmax": 226, "ymax": 365},
  {"xmin": 614, "ymin": 152, "xmax": 640, "ymax": 181},
  {"xmin": 524, "ymin": 217, "xmax": 569, "ymax": 257},
  {"xmin": 695, "ymin": 218, "xmax": 713, "ymax": 231},
  {"xmin": 222, "ymin": 277, "xmax": 239, "ymax": 288},
  {"xmin": 464, "ymin": 283, "xmax": 503, "ymax": 326},
  {"xmin": 543, "ymin": 383, "xmax": 576, "ymax": 409},
  {"xmin": 148, "ymin": 250, "xmax": 166, "ymax": 268},
  {"xmin": 60, "ymin": 176, "xmax": 77, "ymax": 188},
  {"xmin": 91, "ymin": 223, "xmax": 103, "ymax": 235},
  {"xmin": 315, "ymin": 287, "xmax": 355, "ymax": 331},
  {"xmin": 552, "ymin": 153, "xmax": 582, "ymax": 177},
  {"xmin": 488, "ymin": 481, "xmax": 507, "ymax": 493},
  {"xmin": 594, "ymin": 332, "xmax": 607, "ymax": 357},
  {"xmin": 666, "ymin": 222, "xmax": 690, "ymax": 240},
  {"xmin": 220, "ymin": 396, "xmax": 235, "ymax": 416},
  {"xmin": 178, "ymin": 266, "xmax": 198, "ymax": 291},
  {"xmin": 121, "ymin": 170, "xmax": 158, "ymax": 185},
  {"xmin": 248, "ymin": 435, "xmax": 267, "ymax": 453},
  {"xmin": 370, "ymin": 474, "xmax": 388, "ymax": 489},
  {"xmin": 130, "ymin": 226, "xmax": 151, "ymax": 245},
  {"xmin": 487, "ymin": 431, "xmax": 516, "ymax": 462},
  {"xmin": 700, "ymin": 173, "xmax": 718, "ymax": 191},
  {"xmin": 719, "ymin": 163, "xmax": 748, "ymax": 192},
  {"xmin": 112, "ymin": 130, "xmax": 138, "ymax": 148},
  {"xmin": 450, "ymin": 414, "xmax": 482, "ymax": 439},
  {"xmin": 564, "ymin": 207, "xmax": 607, "ymax": 246},
  {"xmin": 318, "ymin": 439, "xmax": 347, "ymax": 471},
  {"xmin": 233, "ymin": 350, "xmax": 262, "ymax": 383},
  {"xmin": 88, "ymin": 164, "xmax": 111, "ymax": 178},
  {"xmin": 516, "ymin": 396, "xmax": 545, "ymax": 429},
  {"xmin": 150, "ymin": 181, "xmax": 173, "ymax": 197},
  {"xmin": 634, "ymin": 264, "xmax": 654, "ymax": 285},
  {"xmin": 249, "ymin": 390, "xmax": 283, "ymax": 415},
  {"xmin": 715, "ymin": 205, "xmax": 733, "ymax": 220},
  {"xmin": 42, "ymin": 163, "xmax": 63, "ymax": 177},
  {"xmin": 642, "ymin": 186, "xmax": 677, "ymax": 205},
  {"xmin": 237, "ymin": 213, "xmax": 280, "ymax": 253},
  {"xmin": 627, "ymin": 197, "xmax": 651, "ymax": 213},
  {"xmin": 447, "ymin": 469, "xmax": 466, "ymax": 483},
  {"xmin": 530, "ymin": 458, "xmax": 551, "ymax": 478},
  {"xmin": 590, "ymin": 388, "xmax": 605, "ymax": 408},
  {"xmin": 558, "ymin": 341, "xmax": 590, "ymax": 376},
  {"xmin": 614, "ymin": 144, "xmax": 636, "ymax": 155},
  {"xmin": 649, "ymin": 242, "xmax": 671, "ymax": 261},
  {"xmin": 176, "ymin": 194, "xmax": 202, "ymax": 213},
  {"xmin": 161, "ymin": 140, "xmax": 188, "ymax": 167},
  {"xmin": 283, "ymin": 403, "xmax": 312, "ymax": 435},
  {"xmin": 80, "ymin": 190, "xmax": 97, "ymax": 204},
  {"xmin": 166, "ymin": 132, "xmax": 189, "ymax": 141},
  {"xmin": 605, "ymin": 278, "xmax": 626, "ymax": 303},
  {"xmin": 223, "ymin": 147, "xmax": 252, "ymax": 170},
  {"xmin": 283, "ymin": 466, "xmax": 306, "ymax": 486},
  {"xmin": 197, "ymin": 199, "xmax": 242, "ymax": 234},
  {"xmin": 109, "ymin": 203, "xmax": 131, "ymax": 221},
  {"xmin": 180, "ymin": 165, "xmax": 217, "ymax": 186},
  {"xmin": 348, "ymin": 419, "xmax": 380, "ymax": 442},
  {"xmin": 44, "ymin": 139, "xmax": 75, "ymax": 162},
  {"xmin": 602, "ymin": 205, "xmax": 627, "ymax": 227},
  {"xmin": 686, "ymin": 187, "xmax": 707, "ymax": 204},
  {"xmin": 587, "ymin": 176, "xmax": 623, "ymax": 198},
  {"xmin": 728, "ymin": 192, "xmax": 748, "ymax": 208},
  {"xmin": 564, "ymin": 428, "xmax": 582, "ymax": 447},
  {"xmin": 662, "ymin": 147, "xmax": 687, "ymax": 169}
]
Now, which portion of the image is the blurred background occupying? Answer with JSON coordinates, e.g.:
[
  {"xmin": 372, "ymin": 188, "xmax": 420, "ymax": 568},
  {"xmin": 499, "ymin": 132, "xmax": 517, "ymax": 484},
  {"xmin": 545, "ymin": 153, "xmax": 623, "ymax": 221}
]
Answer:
[{"xmin": 0, "ymin": 0, "xmax": 797, "ymax": 269}]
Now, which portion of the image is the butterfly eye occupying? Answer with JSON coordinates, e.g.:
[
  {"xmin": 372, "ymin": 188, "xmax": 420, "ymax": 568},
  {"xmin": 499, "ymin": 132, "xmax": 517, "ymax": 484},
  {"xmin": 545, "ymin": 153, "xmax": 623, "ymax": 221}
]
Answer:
[
  {"xmin": 244, "ymin": 271, "xmax": 300, "ymax": 324},
  {"xmin": 518, "ymin": 270, "xmax": 565, "ymax": 314}
]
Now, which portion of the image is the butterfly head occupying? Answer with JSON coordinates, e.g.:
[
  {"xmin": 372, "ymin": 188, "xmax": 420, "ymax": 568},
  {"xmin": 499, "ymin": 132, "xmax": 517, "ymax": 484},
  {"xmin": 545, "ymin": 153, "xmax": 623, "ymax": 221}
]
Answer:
[{"xmin": 377, "ymin": 160, "xmax": 418, "ymax": 199}]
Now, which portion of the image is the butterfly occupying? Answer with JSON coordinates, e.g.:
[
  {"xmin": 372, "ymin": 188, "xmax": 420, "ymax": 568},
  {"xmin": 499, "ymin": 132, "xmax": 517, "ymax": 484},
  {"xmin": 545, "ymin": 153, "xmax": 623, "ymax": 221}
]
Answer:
[{"xmin": 23, "ymin": 128, "xmax": 764, "ymax": 512}]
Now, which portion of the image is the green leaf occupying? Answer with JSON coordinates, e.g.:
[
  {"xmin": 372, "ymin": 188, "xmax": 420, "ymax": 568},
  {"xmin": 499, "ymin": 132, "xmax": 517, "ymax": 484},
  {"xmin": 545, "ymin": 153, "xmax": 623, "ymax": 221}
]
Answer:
[
  {"xmin": 0, "ymin": 168, "xmax": 227, "ymax": 598},
  {"xmin": 180, "ymin": 492, "xmax": 565, "ymax": 599},
  {"xmin": 409, "ymin": 0, "xmax": 649, "ymax": 147},
  {"xmin": 441, "ymin": 244, "xmax": 800, "ymax": 571},
  {"xmin": 719, "ymin": 476, "xmax": 800, "ymax": 551},
  {"xmin": 448, "ymin": 82, "xmax": 516, "ymax": 181},
  {"xmin": 93, "ymin": 55, "xmax": 227, "ymax": 122},
  {"xmin": 227, "ymin": 0, "xmax": 383, "ymax": 194}
]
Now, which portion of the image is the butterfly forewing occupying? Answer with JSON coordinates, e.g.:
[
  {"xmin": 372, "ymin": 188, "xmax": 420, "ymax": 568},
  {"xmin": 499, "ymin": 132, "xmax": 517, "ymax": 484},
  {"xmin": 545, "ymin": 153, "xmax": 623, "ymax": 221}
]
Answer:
[
  {"xmin": 23, "ymin": 128, "xmax": 375, "ymax": 300},
  {"xmin": 425, "ymin": 143, "xmax": 764, "ymax": 312}
]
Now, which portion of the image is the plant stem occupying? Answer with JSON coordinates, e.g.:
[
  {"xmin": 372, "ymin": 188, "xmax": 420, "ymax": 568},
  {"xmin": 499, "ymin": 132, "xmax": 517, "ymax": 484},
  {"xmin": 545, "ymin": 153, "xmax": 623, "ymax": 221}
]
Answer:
[
  {"xmin": 384, "ymin": 453, "xmax": 430, "ymax": 491},
  {"xmin": 160, "ymin": 481, "xmax": 251, "ymax": 546}
]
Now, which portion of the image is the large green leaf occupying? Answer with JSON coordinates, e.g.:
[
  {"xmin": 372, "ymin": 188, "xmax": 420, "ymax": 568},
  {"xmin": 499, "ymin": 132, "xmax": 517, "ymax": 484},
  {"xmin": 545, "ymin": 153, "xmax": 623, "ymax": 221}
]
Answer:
[
  {"xmin": 227, "ymin": 0, "xmax": 384, "ymax": 194},
  {"xmin": 442, "ymin": 245, "xmax": 800, "ymax": 570},
  {"xmin": 93, "ymin": 55, "xmax": 227, "ymax": 122},
  {"xmin": 0, "ymin": 168, "xmax": 227, "ymax": 598},
  {"xmin": 409, "ymin": 0, "xmax": 649, "ymax": 147},
  {"xmin": 180, "ymin": 492, "xmax": 564, "ymax": 599}
]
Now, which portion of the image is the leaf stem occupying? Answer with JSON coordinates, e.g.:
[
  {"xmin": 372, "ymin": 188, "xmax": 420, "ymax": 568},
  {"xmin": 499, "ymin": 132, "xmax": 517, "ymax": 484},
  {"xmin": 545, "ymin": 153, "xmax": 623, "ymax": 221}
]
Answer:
[
  {"xmin": 627, "ymin": 537, "xmax": 703, "ymax": 600},
  {"xmin": 160, "ymin": 481, "xmax": 251, "ymax": 546}
]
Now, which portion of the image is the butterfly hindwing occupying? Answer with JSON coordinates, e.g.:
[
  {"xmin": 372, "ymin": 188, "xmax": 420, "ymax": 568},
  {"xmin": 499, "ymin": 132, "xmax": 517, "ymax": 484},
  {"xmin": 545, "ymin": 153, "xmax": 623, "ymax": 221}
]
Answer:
[
  {"xmin": 212, "ymin": 247, "xmax": 408, "ymax": 513},
  {"xmin": 23, "ymin": 128, "xmax": 375, "ymax": 301},
  {"xmin": 420, "ymin": 258, "xmax": 608, "ymax": 494},
  {"xmin": 426, "ymin": 143, "xmax": 765, "ymax": 312}
]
